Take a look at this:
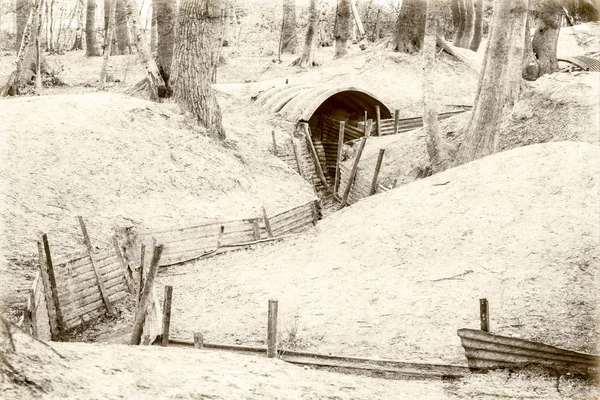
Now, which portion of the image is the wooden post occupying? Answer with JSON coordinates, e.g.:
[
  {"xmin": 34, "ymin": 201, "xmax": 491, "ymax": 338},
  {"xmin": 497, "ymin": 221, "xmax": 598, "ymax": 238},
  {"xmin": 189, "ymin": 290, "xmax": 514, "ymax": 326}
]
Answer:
[
  {"xmin": 310, "ymin": 200, "xmax": 318, "ymax": 225},
  {"xmin": 291, "ymin": 138, "xmax": 303, "ymax": 176},
  {"xmin": 302, "ymin": 122, "xmax": 331, "ymax": 191},
  {"xmin": 262, "ymin": 206, "xmax": 273, "ymax": 237},
  {"xmin": 480, "ymin": 298, "xmax": 490, "ymax": 332},
  {"xmin": 392, "ymin": 179, "xmax": 398, "ymax": 189},
  {"xmin": 253, "ymin": 218, "xmax": 261, "ymax": 240},
  {"xmin": 28, "ymin": 288, "xmax": 38, "ymax": 338},
  {"xmin": 37, "ymin": 241, "xmax": 59, "ymax": 340},
  {"xmin": 369, "ymin": 148, "xmax": 385, "ymax": 195},
  {"xmin": 78, "ymin": 216, "xmax": 115, "ymax": 316},
  {"xmin": 393, "ymin": 109, "xmax": 400, "ymax": 135},
  {"xmin": 334, "ymin": 121, "xmax": 345, "ymax": 196},
  {"xmin": 271, "ymin": 130, "xmax": 278, "ymax": 155},
  {"xmin": 216, "ymin": 225, "xmax": 224, "ymax": 248},
  {"xmin": 194, "ymin": 332, "xmax": 204, "ymax": 349},
  {"xmin": 267, "ymin": 299, "xmax": 278, "ymax": 358},
  {"xmin": 375, "ymin": 105, "xmax": 381, "ymax": 137},
  {"xmin": 42, "ymin": 234, "xmax": 65, "ymax": 340},
  {"xmin": 130, "ymin": 244, "xmax": 163, "ymax": 345},
  {"xmin": 341, "ymin": 121, "xmax": 372, "ymax": 206},
  {"xmin": 113, "ymin": 236, "xmax": 136, "ymax": 295},
  {"xmin": 161, "ymin": 285, "xmax": 173, "ymax": 346},
  {"xmin": 139, "ymin": 243, "xmax": 145, "ymax": 304}
]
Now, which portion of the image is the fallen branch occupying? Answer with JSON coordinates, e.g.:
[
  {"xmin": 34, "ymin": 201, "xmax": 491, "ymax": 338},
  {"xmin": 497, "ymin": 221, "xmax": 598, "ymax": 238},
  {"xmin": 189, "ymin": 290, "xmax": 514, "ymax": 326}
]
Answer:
[
  {"xmin": 417, "ymin": 270, "xmax": 474, "ymax": 283},
  {"xmin": 436, "ymin": 35, "xmax": 479, "ymax": 74}
]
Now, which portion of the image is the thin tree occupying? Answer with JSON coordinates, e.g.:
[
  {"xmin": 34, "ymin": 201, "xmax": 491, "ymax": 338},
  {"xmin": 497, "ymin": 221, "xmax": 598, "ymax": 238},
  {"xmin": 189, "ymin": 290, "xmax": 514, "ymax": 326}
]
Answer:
[
  {"xmin": 455, "ymin": 0, "xmax": 529, "ymax": 165},
  {"xmin": 394, "ymin": 0, "xmax": 426, "ymax": 54},
  {"xmin": 293, "ymin": 0, "xmax": 319, "ymax": 66},
  {"xmin": 333, "ymin": 0, "xmax": 351, "ymax": 58},
  {"xmin": 71, "ymin": 0, "xmax": 84, "ymax": 50},
  {"xmin": 462, "ymin": 0, "xmax": 474, "ymax": 47},
  {"xmin": 86, "ymin": 0, "xmax": 101, "ymax": 56},
  {"xmin": 423, "ymin": 0, "xmax": 454, "ymax": 172},
  {"xmin": 280, "ymin": 0, "xmax": 297, "ymax": 54},
  {"xmin": 152, "ymin": 0, "xmax": 175, "ymax": 94},
  {"xmin": 171, "ymin": 0, "xmax": 225, "ymax": 139},
  {"xmin": 98, "ymin": 0, "xmax": 116, "ymax": 90},
  {"xmin": 452, "ymin": 0, "xmax": 465, "ymax": 47},
  {"xmin": 469, "ymin": 0, "xmax": 483, "ymax": 51},
  {"xmin": 115, "ymin": 0, "xmax": 131, "ymax": 54}
]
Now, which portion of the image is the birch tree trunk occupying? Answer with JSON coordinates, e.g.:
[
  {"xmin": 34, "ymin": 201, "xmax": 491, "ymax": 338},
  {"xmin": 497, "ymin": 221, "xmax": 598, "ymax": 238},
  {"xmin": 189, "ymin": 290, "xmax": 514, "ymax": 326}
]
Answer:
[
  {"xmin": 98, "ymin": 0, "xmax": 116, "ymax": 90},
  {"xmin": 333, "ymin": 0, "xmax": 351, "ymax": 59},
  {"xmin": 280, "ymin": 0, "xmax": 297, "ymax": 54},
  {"xmin": 171, "ymin": 0, "xmax": 225, "ymax": 139},
  {"xmin": 86, "ymin": 0, "xmax": 101, "ymax": 55},
  {"xmin": 455, "ymin": 0, "xmax": 528, "ymax": 165},
  {"xmin": 423, "ymin": 0, "xmax": 454, "ymax": 171},
  {"xmin": 394, "ymin": 0, "xmax": 426, "ymax": 54},
  {"xmin": 297, "ymin": 0, "xmax": 319, "ymax": 67}
]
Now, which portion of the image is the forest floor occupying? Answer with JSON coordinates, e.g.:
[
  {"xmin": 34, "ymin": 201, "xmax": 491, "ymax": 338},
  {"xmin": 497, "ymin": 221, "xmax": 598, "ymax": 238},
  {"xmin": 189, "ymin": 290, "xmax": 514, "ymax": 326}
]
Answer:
[{"xmin": 1, "ymin": 20, "xmax": 599, "ymax": 400}]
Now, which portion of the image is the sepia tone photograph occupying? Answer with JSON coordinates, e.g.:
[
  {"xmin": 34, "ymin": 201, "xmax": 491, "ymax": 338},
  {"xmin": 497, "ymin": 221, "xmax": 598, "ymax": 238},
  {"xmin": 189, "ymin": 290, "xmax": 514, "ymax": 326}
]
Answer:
[{"xmin": 0, "ymin": 0, "xmax": 599, "ymax": 398}]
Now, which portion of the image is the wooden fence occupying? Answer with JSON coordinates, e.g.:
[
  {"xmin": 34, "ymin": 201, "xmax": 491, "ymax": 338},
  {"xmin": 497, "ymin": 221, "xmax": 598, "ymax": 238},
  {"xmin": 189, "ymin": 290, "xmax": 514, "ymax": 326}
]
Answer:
[{"xmin": 140, "ymin": 199, "xmax": 319, "ymax": 267}]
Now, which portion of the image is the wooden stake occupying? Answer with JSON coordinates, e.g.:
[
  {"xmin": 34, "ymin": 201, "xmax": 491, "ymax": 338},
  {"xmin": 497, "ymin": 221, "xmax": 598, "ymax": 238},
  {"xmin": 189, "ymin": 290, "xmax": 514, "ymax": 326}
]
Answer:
[
  {"xmin": 291, "ymin": 138, "xmax": 303, "ymax": 176},
  {"xmin": 267, "ymin": 299, "xmax": 278, "ymax": 358},
  {"xmin": 253, "ymin": 218, "xmax": 261, "ymax": 240},
  {"xmin": 28, "ymin": 288, "xmax": 38, "ymax": 338},
  {"xmin": 302, "ymin": 122, "xmax": 331, "ymax": 191},
  {"xmin": 341, "ymin": 121, "xmax": 372, "ymax": 206},
  {"xmin": 161, "ymin": 285, "xmax": 173, "ymax": 347},
  {"xmin": 216, "ymin": 225, "xmax": 224, "ymax": 248},
  {"xmin": 194, "ymin": 332, "xmax": 204, "ymax": 349},
  {"xmin": 42, "ymin": 234, "xmax": 65, "ymax": 340},
  {"xmin": 392, "ymin": 178, "xmax": 398, "ymax": 188},
  {"xmin": 262, "ymin": 206, "xmax": 273, "ymax": 237},
  {"xmin": 271, "ymin": 130, "xmax": 278, "ymax": 155},
  {"xmin": 139, "ymin": 243, "xmax": 145, "ymax": 304},
  {"xmin": 37, "ymin": 241, "xmax": 59, "ymax": 340},
  {"xmin": 375, "ymin": 105, "xmax": 381, "ymax": 137},
  {"xmin": 394, "ymin": 109, "xmax": 400, "ymax": 135},
  {"xmin": 78, "ymin": 216, "xmax": 114, "ymax": 316},
  {"xmin": 480, "ymin": 298, "xmax": 490, "ymax": 332},
  {"xmin": 113, "ymin": 236, "xmax": 136, "ymax": 295},
  {"xmin": 131, "ymin": 244, "xmax": 163, "ymax": 345},
  {"xmin": 310, "ymin": 200, "xmax": 318, "ymax": 225},
  {"xmin": 369, "ymin": 148, "xmax": 385, "ymax": 195},
  {"xmin": 334, "ymin": 121, "xmax": 345, "ymax": 196}
]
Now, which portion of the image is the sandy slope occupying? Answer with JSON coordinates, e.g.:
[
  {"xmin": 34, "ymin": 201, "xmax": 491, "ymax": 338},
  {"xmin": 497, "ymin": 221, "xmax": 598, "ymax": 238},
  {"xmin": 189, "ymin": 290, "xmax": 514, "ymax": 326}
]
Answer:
[{"xmin": 156, "ymin": 141, "xmax": 600, "ymax": 366}]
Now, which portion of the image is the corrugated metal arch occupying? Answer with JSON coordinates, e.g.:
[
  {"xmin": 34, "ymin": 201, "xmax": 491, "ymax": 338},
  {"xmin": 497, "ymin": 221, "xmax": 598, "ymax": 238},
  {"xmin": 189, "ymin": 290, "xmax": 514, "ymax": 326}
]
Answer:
[{"xmin": 253, "ymin": 85, "xmax": 392, "ymax": 123}]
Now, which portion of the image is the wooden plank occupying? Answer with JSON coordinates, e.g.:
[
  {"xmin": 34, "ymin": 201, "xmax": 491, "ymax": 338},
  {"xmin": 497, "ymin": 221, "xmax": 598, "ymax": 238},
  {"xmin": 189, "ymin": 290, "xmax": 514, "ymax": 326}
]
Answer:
[
  {"xmin": 262, "ymin": 206, "xmax": 273, "ymax": 238},
  {"xmin": 267, "ymin": 299, "xmax": 278, "ymax": 358},
  {"xmin": 61, "ymin": 278, "xmax": 126, "ymax": 318},
  {"xmin": 341, "ymin": 121, "xmax": 371, "ymax": 206},
  {"xmin": 63, "ymin": 291, "xmax": 128, "ymax": 329},
  {"xmin": 42, "ymin": 234, "xmax": 66, "ymax": 340},
  {"xmin": 334, "ymin": 121, "xmax": 345, "ymax": 196},
  {"xmin": 253, "ymin": 218, "xmax": 261, "ymax": 240},
  {"xmin": 37, "ymin": 240, "xmax": 59, "ymax": 340},
  {"xmin": 113, "ymin": 235, "xmax": 136, "ymax": 295},
  {"xmin": 131, "ymin": 244, "xmax": 164, "ymax": 345},
  {"xmin": 140, "ymin": 217, "xmax": 260, "ymax": 236},
  {"xmin": 375, "ymin": 106, "xmax": 381, "ymax": 137},
  {"xmin": 394, "ymin": 109, "xmax": 400, "ymax": 135},
  {"xmin": 370, "ymin": 149, "xmax": 385, "ymax": 195},
  {"xmin": 161, "ymin": 285, "xmax": 173, "ymax": 346},
  {"xmin": 302, "ymin": 122, "xmax": 330, "ymax": 191},
  {"xmin": 146, "ymin": 221, "xmax": 255, "ymax": 245},
  {"xmin": 271, "ymin": 129, "xmax": 278, "ymax": 155},
  {"xmin": 59, "ymin": 267, "xmax": 124, "ymax": 305},
  {"xmin": 78, "ymin": 216, "xmax": 115, "ymax": 316},
  {"xmin": 269, "ymin": 205, "xmax": 313, "ymax": 226},
  {"xmin": 480, "ymin": 298, "xmax": 490, "ymax": 332},
  {"xmin": 272, "ymin": 214, "xmax": 315, "ymax": 236}
]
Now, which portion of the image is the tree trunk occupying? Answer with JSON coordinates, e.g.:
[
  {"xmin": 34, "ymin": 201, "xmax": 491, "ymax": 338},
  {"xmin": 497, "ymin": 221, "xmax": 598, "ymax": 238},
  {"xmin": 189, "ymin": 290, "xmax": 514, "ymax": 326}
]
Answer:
[
  {"xmin": 171, "ymin": 0, "xmax": 225, "ymax": 139},
  {"xmin": 86, "ymin": 0, "xmax": 101, "ymax": 55},
  {"xmin": 125, "ymin": 0, "xmax": 166, "ymax": 99},
  {"xmin": 453, "ymin": 0, "xmax": 465, "ymax": 46},
  {"xmin": 14, "ymin": 0, "xmax": 46, "ymax": 84},
  {"xmin": 333, "ymin": 0, "xmax": 351, "ymax": 58},
  {"xmin": 455, "ymin": 0, "xmax": 528, "ymax": 165},
  {"xmin": 281, "ymin": 0, "xmax": 297, "ymax": 54},
  {"xmin": 394, "ymin": 0, "xmax": 426, "ymax": 54},
  {"xmin": 115, "ymin": 0, "xmax": 131, "ymax": 54},
  {"xmin": 522, "ymin": 15, "xmax": 539, "ymax": 80},
  {"xmin": 151, "ymin": 6, "xmax": 157, "ymax": 56},
  {"xmin": 469, "ymin": 0, "xmax": 483, "ymax": 51},
  {"xmin": 99, "ymin": 0, "xmax": 116, "ymax": 90},
  {"xmin": 298, "ymin": 0, "xmax": 319, "ymax": 66},
  {"xmin": 16, "ymin": 0, "xmax": 30, "ymax": 51},
  {"xmin": 462, "ymin": 0, "xmax": 474, "ymax": 48},
  {"xmin": 71, "ymin": 0, "xmax": 84, "ymax": 50},
  {"xmin": 152, "ymin": 0, "xmax": 175, "ymax": 93},
  {"xmin": 423, "ymin": 0, "xmax": 454, "ymax": 172},
  {"xmin": 531, "ymin": 1, "xmax": 562, "ymax": 76}
]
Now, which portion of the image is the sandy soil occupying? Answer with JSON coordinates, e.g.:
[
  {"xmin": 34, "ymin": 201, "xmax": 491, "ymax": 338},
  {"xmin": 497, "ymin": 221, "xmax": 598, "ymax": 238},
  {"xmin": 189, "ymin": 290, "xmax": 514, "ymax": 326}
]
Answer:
[
  {"xmin": 2, "ymin": 322, "xmax": 597, "ymax": 399},
  {"xmin": 154, "ymin": 142, "xmax": 599, "ymax": 367}
]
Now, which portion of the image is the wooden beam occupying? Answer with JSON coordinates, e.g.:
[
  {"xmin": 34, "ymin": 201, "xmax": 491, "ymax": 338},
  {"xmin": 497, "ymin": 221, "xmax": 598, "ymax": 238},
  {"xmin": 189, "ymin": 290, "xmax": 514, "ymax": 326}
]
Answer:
[
  {"xmin": 267, "ymin": 299, "xmax": 278, "ymax": 358},
  {"xmin": 42, "ymin": 234, "xmax": 66, "ymax": 340},
  {"xmin": 161, "ymin": 285, "xmax": 173, "ymax": 347},
  {"xmin": 375, "ymin": 106, "xmax": 381, "ymax": 137},
  {"xmin": 302, "ymin": 122, "xmax": 331, "ymax": 191},
  {"xmin": 334, "ymin": 121, "xmax": 345, "ymax": 196},
  {"xmin": 139, "ymin": 243, "xmax": 146, "ymax": 304},
  {"xmin": 369, "ymin": 148, "xmax": 385, "ymax": 195},
  {"xmin": 394, "ymin": 110, "xmax": 400, "ymax": 135},
  {"xmin": 113, "ymin": 236, "xmax": 136, "ymax": 296},
  {"xmin": 131, "ymin": 244, "xmax": 164, "ymax": 345},
  {"xmin": 341, "ymin": 120, "xmax": 372, "ymax": 206},
  {"xmin": 37, "ymin": 241, "xmax": 59, "ymax": 340},
  {"xmin": 480, "ymin": 298, "xmax": 490, "ymax": 332},
  {"xmin": 271, "ymin": 129, "xmax": 278, "ymax": 155},
  {"xmin": 262, "ymin": 206, "xmax": 273, "ymax": 237},
  {"xmin": 78, "ymin": 216, "xmax": 115, "ymax": 316}
]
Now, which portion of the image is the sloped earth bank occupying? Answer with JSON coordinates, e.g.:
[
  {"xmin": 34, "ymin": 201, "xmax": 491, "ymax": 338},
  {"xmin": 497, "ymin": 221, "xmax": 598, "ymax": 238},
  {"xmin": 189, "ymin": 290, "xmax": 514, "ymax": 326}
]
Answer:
[
  {"xmin": 0, "ymin": 92, "xmax": 315, "ymax": 315},
  {"xmin": 2, "ymin": 323, "xmax": 598, "ymax": 399},
  {"xmin": 157, "ymin": 142, "xmax": 600, "ymax": 366}
]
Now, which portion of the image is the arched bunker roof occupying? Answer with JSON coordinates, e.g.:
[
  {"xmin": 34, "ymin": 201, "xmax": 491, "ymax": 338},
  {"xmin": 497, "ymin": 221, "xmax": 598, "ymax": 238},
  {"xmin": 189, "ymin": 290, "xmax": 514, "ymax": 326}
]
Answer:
[{"xmin": 253, "ymin": 85, "xmax": 392, "ymax": 123}]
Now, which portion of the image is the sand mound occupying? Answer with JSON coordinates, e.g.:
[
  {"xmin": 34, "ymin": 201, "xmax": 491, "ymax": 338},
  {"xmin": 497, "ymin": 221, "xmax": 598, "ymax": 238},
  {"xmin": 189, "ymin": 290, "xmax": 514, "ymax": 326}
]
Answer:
[
  {"xmin": 157, "ymin": 141, "xmax": 600, "ymax": 365},
  {"xmin": 0, "ymin": 92, "xmax": 314, "ymax": 310}
]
